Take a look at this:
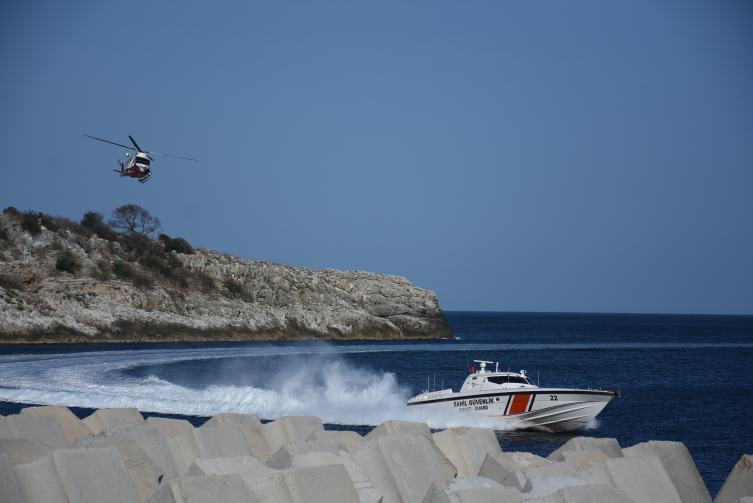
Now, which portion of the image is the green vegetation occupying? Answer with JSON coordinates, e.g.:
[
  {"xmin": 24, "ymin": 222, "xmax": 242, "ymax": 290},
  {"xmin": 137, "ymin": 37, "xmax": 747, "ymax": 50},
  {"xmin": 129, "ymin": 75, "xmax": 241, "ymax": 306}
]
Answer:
[
  {"xmin": 16, "ymin": 211, "xmax": 58, "ymax": 234},
  {"xmin": 160, "ymin": 233, "xmax": 194, "ymax": 255},
  {"xmin": 20, "ymin": 211, "xmax": 42, "ymax": 234},
  {"xmin": 2, "ymin": 203, "xmax": 208, "ymax": 292},
  {"xmin": 40, "ymin": 215, "xmax": 58, "ymax": 232},
  {"xmin": 165, "ymin": 237, "xmax": 193, "ymax": 255},
  {"xmin": 223, "ymin": 278, "xmax": 238, "ymax": 292},
  {"xmin": 55, "ymin": 251, "xmax": 80, "ymax": 274},
  {"xmin": 81, "ymin": 211, "xmax": 117, "ymax": 240},
  {"xmin": 112, "ymin": 260, "xmax": 133, "ymax": 279}
]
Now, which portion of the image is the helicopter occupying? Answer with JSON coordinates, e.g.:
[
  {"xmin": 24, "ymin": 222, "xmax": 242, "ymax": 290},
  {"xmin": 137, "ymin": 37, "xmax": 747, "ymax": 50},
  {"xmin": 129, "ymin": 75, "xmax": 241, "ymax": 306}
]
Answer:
[{"xmin": 85, "ymin": 135, "xmax": 197, "ymax": 183}]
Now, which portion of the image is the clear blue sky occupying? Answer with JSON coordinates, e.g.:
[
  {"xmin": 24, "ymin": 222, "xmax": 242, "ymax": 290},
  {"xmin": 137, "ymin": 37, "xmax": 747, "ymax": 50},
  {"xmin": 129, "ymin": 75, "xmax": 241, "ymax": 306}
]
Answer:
[{"xmin": 1, "ymin": 1, "xmax": 751, "ymax": 314}]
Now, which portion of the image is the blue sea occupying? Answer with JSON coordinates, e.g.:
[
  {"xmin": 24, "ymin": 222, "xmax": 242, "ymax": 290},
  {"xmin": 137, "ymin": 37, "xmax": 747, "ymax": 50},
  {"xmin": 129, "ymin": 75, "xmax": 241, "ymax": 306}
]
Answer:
[{"xmin": 1, "ymin": 312, "xmax": 751, "ymax": 496}]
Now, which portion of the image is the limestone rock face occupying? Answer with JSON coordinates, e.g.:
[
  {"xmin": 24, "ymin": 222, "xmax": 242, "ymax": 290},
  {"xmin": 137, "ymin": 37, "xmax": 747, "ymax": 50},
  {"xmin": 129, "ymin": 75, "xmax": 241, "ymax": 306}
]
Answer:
[{"xmin": 0, "ymin": 212, "xmax": 451, "ymax": 342}]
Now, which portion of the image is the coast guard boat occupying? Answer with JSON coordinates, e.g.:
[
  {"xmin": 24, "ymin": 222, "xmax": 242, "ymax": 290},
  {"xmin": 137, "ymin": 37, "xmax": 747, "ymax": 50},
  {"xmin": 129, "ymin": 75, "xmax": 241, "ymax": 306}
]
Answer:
[{"xmin": 407, "ymin": 360, "xmax": 619, "ymax": 432}]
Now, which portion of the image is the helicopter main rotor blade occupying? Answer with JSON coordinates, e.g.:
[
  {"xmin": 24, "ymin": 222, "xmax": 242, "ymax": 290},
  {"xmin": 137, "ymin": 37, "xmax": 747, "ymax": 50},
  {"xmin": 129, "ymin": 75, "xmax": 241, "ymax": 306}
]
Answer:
[
  {"xmin": 128, "ymin": 136, "xmax": 144, "ymax": 152},
  {"xmin": 85, "ymin": 135, "xmax": 136, "ymax": 151},
  {"xmin": 144, "ymin": 151, "xmax": 198, "ymax": 161}
]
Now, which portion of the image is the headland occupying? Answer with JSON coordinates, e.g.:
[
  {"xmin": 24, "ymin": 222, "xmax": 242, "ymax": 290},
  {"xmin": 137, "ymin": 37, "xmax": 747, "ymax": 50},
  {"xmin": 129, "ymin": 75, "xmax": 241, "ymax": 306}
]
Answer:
[{"xmin": 0, "ymin": 208, "xmax": 452, "ymax": 343}]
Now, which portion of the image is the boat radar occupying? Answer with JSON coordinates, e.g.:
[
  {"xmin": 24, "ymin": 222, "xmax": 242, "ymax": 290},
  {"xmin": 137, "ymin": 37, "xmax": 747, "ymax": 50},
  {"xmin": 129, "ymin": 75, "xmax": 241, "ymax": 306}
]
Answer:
[{"xmin": 473, "ymin": 360, "xmax": 494, "ymax": 373}]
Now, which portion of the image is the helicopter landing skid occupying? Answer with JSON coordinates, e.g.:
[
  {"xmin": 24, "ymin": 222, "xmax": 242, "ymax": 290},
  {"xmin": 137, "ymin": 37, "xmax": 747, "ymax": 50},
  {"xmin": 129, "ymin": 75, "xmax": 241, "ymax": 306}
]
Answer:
[{"xmin": 138, "ymin": 174, "xmax": 151, "ymax": 183}]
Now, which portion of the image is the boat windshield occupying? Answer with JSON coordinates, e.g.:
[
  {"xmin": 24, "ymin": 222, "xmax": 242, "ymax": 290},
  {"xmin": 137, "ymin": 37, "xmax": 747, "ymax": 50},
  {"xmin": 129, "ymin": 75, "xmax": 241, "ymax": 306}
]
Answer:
[{"xmin": 487, "ymin": 375, "xmax": 532, "ymax": 385}]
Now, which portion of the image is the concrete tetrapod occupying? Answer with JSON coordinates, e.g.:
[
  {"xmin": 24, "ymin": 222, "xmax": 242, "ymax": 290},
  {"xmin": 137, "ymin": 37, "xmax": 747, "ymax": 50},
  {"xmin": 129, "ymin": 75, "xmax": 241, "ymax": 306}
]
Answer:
[
  {"xmin": 110, "ymin": 425, "xmax": 180, "ymax": 485},
  {"xmin": 247, "ymin": 463, "xmax": 361, "ymax": 503},
  {"xmin": 501, "ymin": 462, "xmax": 578, "ymax": 492},
  {"xmin": 144, "ymin": 417, "xmax": 195, "ymax": 438},
  {"xmin": 203, "ymin": 412, "xmax": 264, "ymax": 430},
  {"xmin": 164, "ymin": 427, "xmax": 253, "ymax": 476},
  {"xmin": 20, "ymin": 405, "xmax": 94, "ymax": 444},
  {"xmin": 714, "ymin": 454, "xmax": 753, "ymax": 503},
  {"xmin": 73, "ymin": 434, "xmax": 164, "ymax": 503},
  {"xmin": 623, "ymin": 440, "xmax": 712, "ymax": 503},
  {"xmin": 186, "ymin": 456, "xmax": 279, "ymax": 488},
  {"xmin": 13, "ymin": 446, "xmax": 141, "ymax": 503},
  {"xmin": 0, "ymin": 413, "xmax": 70, "ymax": 449},
  {"xmin": 477, "ymin": 451, "xmax": 551, "ymax": 484},
  {"xmin": 547, "ymin": 437, "xmax": 624, "ymax": 462},
  {"xmin": 0, "ymin": 437, "xmax": 54, "ymax": 464},
  {"xmin": 263, "ymin": 416, "xmax": 325, "ymax": 453},
  {"xmin": 352, "ymin": 433, "xmax": 452, "ymax": 503},
  {"xmin": 307, "ymin": 429, "xmax": 365, "ymax": 453},
  {"xmin": 365, "ymin": 420, "xmax": 458, "ymax": 479},
  {"xmin": 0, "ymin": 453, "xmax": 24, "ymax": 503},
  {"xmin": 522, "ymin": 477, "xmax": 589, "ymax": 499},
  {"xmin": 290, "ymin": 450, "xmax": 383, "ymax": 503},
  {"xmin": 559, "ymin": 451, "xmax": 609, "ymax": 472},
  {"xmin": 201, "ymin": 412, "xmax": 274, "ymax": 462},
  {"xmin": 432, "ymin": 427, "xmax": 502, "ymax": 478},
  {"xmin": 422, "ymin": 477, "xmax": 525, "ymax": 503},
  {"xmin": 82, "ymin": 408, "xmax": 145, "ymax": 434},
  {"xmin": 578, "ymin": 453, "xmax": 682, "ymax": 503},
  {"xmin": 11, "ymin": 452, "xmax": 68, "ymax": 503},
  {"xmin": 147, "ymin": 473, "xmax": 251, "ymax": 503},
  {"xmin": 266, "ymin": 438, "xmax": 349, "ymax": 469},
  {"xmin": 527, "ymin": 484, "xmax": 636, "ymax": 503}
]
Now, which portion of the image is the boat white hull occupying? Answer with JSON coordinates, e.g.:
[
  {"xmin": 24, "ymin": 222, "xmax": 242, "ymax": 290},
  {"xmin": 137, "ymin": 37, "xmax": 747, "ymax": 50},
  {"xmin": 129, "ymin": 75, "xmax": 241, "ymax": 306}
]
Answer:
[{"xmin": 407, "ymin": 388, "xmax": 617, "ymax": 432}]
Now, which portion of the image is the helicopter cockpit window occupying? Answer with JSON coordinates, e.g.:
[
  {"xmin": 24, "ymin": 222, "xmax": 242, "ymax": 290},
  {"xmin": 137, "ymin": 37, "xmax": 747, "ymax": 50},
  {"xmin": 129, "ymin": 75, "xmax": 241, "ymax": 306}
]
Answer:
[{"xmin": 134, "ymin": 157, "xmax": 151, "ymax": 166}]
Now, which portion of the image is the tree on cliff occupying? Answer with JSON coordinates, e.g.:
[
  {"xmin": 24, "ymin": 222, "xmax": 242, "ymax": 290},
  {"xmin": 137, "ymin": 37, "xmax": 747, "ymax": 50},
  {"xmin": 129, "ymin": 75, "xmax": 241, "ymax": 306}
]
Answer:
[{"xmin": 108, "ymin": 204, "xmax": 161, "ymax": 237}]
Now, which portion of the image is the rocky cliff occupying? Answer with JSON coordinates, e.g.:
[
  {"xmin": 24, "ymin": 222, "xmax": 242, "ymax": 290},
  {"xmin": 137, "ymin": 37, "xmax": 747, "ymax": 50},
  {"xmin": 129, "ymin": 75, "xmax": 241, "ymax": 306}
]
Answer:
[{"xmin": 0, "ymin": 211, "xmax": 452, "ymax": 343}]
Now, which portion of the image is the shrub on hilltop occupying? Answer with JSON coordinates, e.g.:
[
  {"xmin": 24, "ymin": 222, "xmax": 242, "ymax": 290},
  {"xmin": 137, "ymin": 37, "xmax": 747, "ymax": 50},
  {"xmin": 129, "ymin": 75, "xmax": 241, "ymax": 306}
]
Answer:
[
  {"xmin": 17, "ymin": 210, "xmax": 60, "ymax": 234},
  {"xmin": 40, "ymin": 214, "xmax": 58, "ymax": 232},
  {"xmin": 80, "ymin": 211, "xmax": 117, "ymax": 241},
  {"xmin": 160, "ymin": 234, "xmax": 194, "ymax": 255},
  {"xmin": 165, "ymin": 237, "xmax": 193, "ymax": 255},
  {"xmin": 20, "ymin": 211, "xmax": 42, "ymax": 234},
  {"xmin": 4, "ymin": 203, "xmax": 204, "ymax": 292}
]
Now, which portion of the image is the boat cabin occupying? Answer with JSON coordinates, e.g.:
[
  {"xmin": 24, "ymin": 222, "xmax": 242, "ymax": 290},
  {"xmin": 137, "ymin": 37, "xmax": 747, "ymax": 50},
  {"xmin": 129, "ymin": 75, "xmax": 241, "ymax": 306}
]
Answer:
[{"xmin": 461, "ymin": 361, "xmax": 537, "ymax": 391}]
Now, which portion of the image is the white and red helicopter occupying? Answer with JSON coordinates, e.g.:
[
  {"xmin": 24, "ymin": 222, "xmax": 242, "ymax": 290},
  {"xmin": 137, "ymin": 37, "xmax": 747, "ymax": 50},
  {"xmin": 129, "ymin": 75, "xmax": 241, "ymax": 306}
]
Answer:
[{"xmin": 85, "ymin": 135, "xmax": 197, "ymax": 183}]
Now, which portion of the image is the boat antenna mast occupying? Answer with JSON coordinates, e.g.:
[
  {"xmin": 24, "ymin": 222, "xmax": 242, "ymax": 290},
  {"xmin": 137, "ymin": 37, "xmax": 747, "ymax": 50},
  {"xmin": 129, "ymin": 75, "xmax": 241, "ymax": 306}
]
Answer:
[{"xmin": 464, "ymin": 351, "xmax": 470, "ymax": 373}]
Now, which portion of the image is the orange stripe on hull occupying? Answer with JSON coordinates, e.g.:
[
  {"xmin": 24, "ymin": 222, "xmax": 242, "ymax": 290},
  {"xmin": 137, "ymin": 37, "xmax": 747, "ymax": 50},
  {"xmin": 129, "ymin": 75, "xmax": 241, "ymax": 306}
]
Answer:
[{"xmin": 508, "ymin": 394, "xmax": 531, "ymax": 415}]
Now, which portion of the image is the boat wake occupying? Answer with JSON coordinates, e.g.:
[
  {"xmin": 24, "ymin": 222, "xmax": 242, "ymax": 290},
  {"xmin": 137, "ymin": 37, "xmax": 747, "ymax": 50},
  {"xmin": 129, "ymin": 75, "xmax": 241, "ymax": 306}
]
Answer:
[{"xmin": 0, "ymin": 347, "xmax": 523, "ymax": 430}]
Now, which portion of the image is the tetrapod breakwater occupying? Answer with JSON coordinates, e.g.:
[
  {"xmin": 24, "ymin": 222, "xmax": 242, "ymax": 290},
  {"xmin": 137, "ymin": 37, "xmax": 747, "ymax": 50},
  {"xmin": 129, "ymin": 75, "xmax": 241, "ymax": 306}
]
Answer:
[{"xmin": 1, "ymin": 406, "xmax": 751, "ymax": 502}]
